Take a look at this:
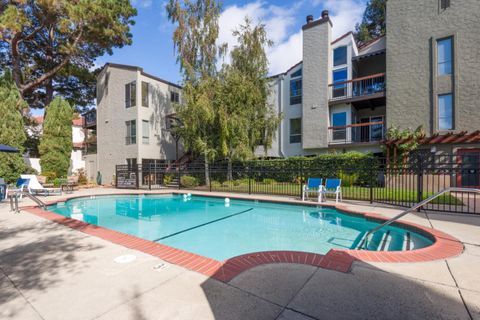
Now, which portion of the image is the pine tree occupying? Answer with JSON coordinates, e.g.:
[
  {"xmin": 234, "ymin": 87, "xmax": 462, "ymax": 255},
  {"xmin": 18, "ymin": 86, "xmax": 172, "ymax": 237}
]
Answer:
[
  {"xmin": 0, "ymin": 71, "xmax": 27, "ymax": 183},
  {"xmin": 354, "ymin": 0, "xmax": 386, "ymax": 44},
  {"xmin": 39, "ymin": 97, "xmax": 73, "ymax": 178}
]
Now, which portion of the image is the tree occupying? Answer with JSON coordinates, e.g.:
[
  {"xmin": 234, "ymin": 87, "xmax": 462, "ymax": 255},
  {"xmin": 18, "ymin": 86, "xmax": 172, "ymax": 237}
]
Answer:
[
  {"xmin": 217, "ymin": 18, "xmax": 281, "ymax": 179},
  {"xmin": 0, "ymin": 0, "xmax": 136, "ymax": 110},
  {"xmin": 39, "ymin": 97, "xmax": 73, "ymax": 178},
  {"xmin": 166, "ymin": 0, "xmax": 226, "ymax": 184},
  {"xmin": 0, "ymin": 69, "xmax": 27, "ymax": 183},
  {"xmin": 354, "ymin": 0, "xmax": 386, "ymax": 44}
]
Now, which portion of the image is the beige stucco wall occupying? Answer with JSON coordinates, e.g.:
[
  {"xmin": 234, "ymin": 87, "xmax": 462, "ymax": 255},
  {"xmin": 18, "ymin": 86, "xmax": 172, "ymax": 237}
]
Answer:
[{"xmin": 386, "ymin": 0, "xmax": 480, "ymax": 135}]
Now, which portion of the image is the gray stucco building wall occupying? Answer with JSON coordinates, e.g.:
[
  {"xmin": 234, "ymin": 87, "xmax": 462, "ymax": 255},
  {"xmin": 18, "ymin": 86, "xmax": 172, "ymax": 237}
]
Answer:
[
  {"xmin": 96, "ymin": 64, "xmax": 182, "ymax": 185},
  {"xmin": 301, "ymin": 16, "xmax": 332, "ymax": 150},
  {"xmin": 387, "ymin": 0, "xmax": 480, "ymax": 135}
]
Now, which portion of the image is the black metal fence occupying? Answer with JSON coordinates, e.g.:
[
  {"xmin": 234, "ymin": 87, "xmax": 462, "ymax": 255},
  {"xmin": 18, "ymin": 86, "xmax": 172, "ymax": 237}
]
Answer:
[{"xmin": 115, "ymin": 154, "xmax": 480, "ymax": 214}]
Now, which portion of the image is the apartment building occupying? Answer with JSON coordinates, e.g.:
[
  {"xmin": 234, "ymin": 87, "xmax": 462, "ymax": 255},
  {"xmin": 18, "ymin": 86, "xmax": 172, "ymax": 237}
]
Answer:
[
  {"xmin": 85, "ymin": 63, "xmax": 182, "ymax": 185},
  {"xmin": 264, "ymin": 0, "xmax": 480, "ymax": 158}
]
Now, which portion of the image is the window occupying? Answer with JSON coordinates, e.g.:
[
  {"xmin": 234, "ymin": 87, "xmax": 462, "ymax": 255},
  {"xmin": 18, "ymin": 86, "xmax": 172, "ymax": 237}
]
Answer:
[
  {"xmin": 289, "ymin": 118, "xmax": 302, "ymax": 144},
  {"xmin": 126, "ymin": 158, "xmax": 137, "ymax": 169},
  {"xmin": 332, "ymin": 112, "xmax": 347, "ymax": 140},
  {"xmin": 333, "ymin": 46, "xmax": 347, "ymax": 66},
  {"xmin": 291, "ymin": 68, "xmax": 302, "ymax": 78},
  {"xmin": 125, "ymin": 82, "xmax": 136, "ymax": 108},
  {"xmin": 141, "ymin": 82, "xmax": 149, "ymax": 107},
  {"xmin": 125, "ymin": 120, "xmax": 136, "ymax": 145},
  {"xmin": 440, "ymin": 0, "xmax": 450, "ymax": 10},
  {"xmin": 290, "ymin": 79, "xmax": 302, "ymax": 105},
  {"xmin": 170, "ymin": 91, "xmax": 180, "ymax": 103},
  {"xmin": 438, "ymin": 94, "xmax": 453, "ymax": 130},
  {"xmin": 332, "ymin": 68, "xmax": 348, "ymax": 98},
  {"xmin": 142, "ymin": 120, "xmax": 149, "ymax": 144},
  {"xmin": 437, "ymin": 37, "xmax": 452, "ymax": 75}
]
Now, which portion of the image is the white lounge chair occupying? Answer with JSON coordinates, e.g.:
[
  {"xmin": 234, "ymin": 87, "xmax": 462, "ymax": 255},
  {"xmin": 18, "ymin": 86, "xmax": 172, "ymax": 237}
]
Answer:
[
  {"xmin": 321, "ymin": 179, "xmax": 342, "ymax": 203},
  {"xmin": 302, "ymin": 178, "xmax": 323, "ymax": 201},
  {"xmin": 20, "ymin": 174, "xmax": 62, "ymax": 196}
]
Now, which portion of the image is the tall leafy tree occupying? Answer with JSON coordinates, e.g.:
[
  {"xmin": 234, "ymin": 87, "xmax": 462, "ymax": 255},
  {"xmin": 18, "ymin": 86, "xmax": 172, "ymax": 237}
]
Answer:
[
  {"xmin": 0, "ymin": 69, "xmax": 27, "ymax": 183},
  {"xmin": 354, "ymin": 0, "xmax": 386, "ymax": 44},
  {"xmin": 166, "ymin": 0, "xmax": 226, "ymax": 184},
  {"xmin": 0, "ymin": 0, "xmax": 136, "ymax": 110},
  {"xmin": 217, "ymin": 18, "xmax": 281, "ymax": 179},
  {"xmin": 39, "ymin": 97, "xmax": 73, "ymax": 178}
]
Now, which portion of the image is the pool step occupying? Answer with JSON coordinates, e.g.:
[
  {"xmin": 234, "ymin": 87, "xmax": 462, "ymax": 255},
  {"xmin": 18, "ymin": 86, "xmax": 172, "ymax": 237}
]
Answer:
[{"xmin": 360, "ymin": 231, "xmax": 414, "ymax": 252}]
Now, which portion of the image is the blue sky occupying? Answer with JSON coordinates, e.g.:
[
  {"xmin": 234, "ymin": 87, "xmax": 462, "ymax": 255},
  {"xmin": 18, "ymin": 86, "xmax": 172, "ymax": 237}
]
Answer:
[
  {"xmin": 96, "ymin": 0, "xmax": 368, "ymax": 83},
  {"xmin": 33, "ymin": 0, "xmax": 367, "ymax": 116}
]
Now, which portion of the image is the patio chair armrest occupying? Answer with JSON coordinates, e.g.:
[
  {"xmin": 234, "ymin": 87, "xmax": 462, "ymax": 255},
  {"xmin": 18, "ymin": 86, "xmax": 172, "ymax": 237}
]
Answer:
[{"xmin": 336, "ymin": 186, "xmax": 341, "ymax": 192}]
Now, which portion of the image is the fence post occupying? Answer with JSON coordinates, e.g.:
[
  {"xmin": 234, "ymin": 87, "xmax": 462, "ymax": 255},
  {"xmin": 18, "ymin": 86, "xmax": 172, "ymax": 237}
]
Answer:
[
  {"xmin": 209, "ymin": 164, "xmax": 212, "ymax": 192},
  {"xmin": 248, "ymin": 165, "xmax": 252, "ymax": 195},
  {"xmin": 299, "ymin": 160, "xmax": 304, "ymax": 198},
  {"xmin": 177, "ymin": 165, "xmax": 181, "ymax": 190},
  {"xmin": 369, "ymin": 167, "xmax": 374, "ymax": 204},
  {"xmin": 148, "ymin": 164, "xmax": 152, "ymax": 190},
  {"xmin": 135, "ymin": 165, "xmax": 139, "ymax": 190},
  {"xmin": 417, "ymin": 156, "xmax": 423, "ymax": 211}
]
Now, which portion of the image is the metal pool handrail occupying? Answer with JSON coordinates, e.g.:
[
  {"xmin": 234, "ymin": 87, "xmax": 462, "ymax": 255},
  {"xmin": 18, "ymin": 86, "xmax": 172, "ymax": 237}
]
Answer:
[
  {"xmin": 360, "ymin": 187, "xmax": 480, "ymax": 249},
  {"xmin": 10, "ymin": 192, "xmax": 47, "ymax": 212}
]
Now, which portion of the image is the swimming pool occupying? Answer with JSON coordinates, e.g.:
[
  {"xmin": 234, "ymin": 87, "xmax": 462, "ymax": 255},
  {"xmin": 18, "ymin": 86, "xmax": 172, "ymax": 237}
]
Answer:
[{"xmin": 47, "ymin": 194, "xmax": 433, "ymax": 261}]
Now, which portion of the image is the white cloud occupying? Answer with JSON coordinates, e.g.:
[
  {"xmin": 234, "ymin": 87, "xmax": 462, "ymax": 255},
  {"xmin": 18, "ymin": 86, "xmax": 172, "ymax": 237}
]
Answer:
[
  {"xmin": 132, "ymin": 0, "xmax": 153, "ymax": 8},
  {"xmin": 325, "ymin": 0, "xmax": 365, "ymax": 39},
  {"xmin": 218, "ymin": 1, "xmax": 297, "ymax": 74},
  {"xmin": 218, "ymin": 0, "xmax": 365, "ymax": 75}
]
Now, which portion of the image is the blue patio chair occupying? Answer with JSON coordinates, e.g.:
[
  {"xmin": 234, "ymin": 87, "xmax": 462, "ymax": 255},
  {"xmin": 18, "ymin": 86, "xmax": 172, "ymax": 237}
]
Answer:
[
  {"xmin": 321, "ymin": 179, "xmax": 342, "ymax": 203},
  {"xmin": 302, "ymin": 178, "xmax": 323, "ymax": 201}
]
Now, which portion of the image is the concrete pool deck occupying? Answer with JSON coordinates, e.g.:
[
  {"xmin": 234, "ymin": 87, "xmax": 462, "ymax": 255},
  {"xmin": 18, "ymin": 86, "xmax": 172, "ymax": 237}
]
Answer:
[{"xmin": 1, "ymin": 187, "xmax": 480, "ymax": 319}]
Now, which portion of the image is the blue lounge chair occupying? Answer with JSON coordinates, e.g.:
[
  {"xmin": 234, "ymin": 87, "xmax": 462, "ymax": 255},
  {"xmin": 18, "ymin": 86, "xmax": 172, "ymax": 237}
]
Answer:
[
  {"xmin": 302, "ymin": 178, "xmax": 323, "ymax": 201},
  {"xmin": 321, "ymin": 179, "xmax": 342, "ymax": 203}
]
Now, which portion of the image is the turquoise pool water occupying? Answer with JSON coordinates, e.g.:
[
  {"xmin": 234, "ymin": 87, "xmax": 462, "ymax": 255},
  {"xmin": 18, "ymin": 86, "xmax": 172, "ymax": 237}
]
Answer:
[{"xmin": 48, "ymin": 194, "xmax": 433, "ymax": 261}]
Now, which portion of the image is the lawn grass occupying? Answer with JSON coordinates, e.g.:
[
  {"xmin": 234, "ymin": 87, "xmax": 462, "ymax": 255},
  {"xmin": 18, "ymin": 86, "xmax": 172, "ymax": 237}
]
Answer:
[{"xmin": 202, "ymin": 182, "xmax": 463, "ymax": 205}]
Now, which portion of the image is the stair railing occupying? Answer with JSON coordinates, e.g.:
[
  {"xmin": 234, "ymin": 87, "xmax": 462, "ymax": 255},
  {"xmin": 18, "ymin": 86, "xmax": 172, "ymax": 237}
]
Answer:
[{"xmin": 360, "ymin": 187, "xmax": 480, "ymax": 249}]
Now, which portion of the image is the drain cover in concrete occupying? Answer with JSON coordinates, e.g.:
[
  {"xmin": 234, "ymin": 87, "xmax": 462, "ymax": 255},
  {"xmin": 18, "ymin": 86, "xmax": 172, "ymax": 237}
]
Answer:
[{"xmin": 114, "ymin": 254, "xmax": 137, "ymax": 264}]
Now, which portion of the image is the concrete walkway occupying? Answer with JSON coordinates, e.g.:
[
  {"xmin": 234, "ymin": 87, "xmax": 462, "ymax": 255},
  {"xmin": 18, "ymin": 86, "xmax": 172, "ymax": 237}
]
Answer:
[{"xmin": 1, "ymin": 188, "xmax": 479, "ymax": 319}]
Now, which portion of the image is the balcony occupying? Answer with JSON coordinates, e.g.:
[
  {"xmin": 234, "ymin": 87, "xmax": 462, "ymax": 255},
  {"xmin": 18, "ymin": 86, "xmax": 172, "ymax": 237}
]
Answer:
[
  {"xmin": 83, "ymin": 109, "xmax": 96, "ymax": 129},
  {"xmin": 328, "ymin": 121, "xmax": 385, "ymax": 145},
  {"xmin": 329, "ymin": 73, "xmax": 386, "ymax": 105}
]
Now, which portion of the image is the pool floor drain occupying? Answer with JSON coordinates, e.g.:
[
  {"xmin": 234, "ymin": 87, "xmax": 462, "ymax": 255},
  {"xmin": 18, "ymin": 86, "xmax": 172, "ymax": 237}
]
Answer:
[{"xmin": 114, "ymin": 254, "xmax": 137, "ymax": 264}]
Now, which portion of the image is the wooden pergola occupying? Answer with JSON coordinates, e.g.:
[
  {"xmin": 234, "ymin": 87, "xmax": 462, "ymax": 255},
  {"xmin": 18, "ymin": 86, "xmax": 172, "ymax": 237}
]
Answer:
[{"xmin": 383, "ymin": 131, "xmax": 480, "ymax": 165}]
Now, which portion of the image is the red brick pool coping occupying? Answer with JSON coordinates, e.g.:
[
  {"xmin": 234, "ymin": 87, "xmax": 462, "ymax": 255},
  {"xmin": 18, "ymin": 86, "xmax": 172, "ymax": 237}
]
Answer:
[{"xmin": 21, "ymin": 192, "xmax": 464, "ymax": 282}]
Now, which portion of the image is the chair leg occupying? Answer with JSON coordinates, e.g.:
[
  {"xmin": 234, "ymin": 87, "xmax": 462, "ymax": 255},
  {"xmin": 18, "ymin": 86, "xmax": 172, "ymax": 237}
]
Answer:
[{"xmin": 335, "ymin": 192, "xmax": 339, "ymax": 203}]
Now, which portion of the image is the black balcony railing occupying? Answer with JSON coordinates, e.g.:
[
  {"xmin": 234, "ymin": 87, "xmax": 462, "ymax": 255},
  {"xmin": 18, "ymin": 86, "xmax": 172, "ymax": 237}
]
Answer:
[
  {"xmin": 328, "ymin": 121, "xmax": 385, "ymax": 145},
  {"xmin": 329, "ymin": 73, "xmax": 386, "ymax": 101},
  {"xmin": 83, "ymin": 109, "xmax": 96, "ymax": 128}
]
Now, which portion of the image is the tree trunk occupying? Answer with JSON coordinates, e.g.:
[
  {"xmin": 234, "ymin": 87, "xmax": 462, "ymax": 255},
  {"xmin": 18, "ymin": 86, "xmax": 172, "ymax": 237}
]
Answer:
[
  {"xmin": 227, "ymin": 158, "xmax": 233, "ymax": 181},
  {"xmin": 204, "ymin": 150, "xmax": 210, "ymax": 186},
  {"xmin": 45, "ymin": 78, "xmax": 54, "ymax": 107}
]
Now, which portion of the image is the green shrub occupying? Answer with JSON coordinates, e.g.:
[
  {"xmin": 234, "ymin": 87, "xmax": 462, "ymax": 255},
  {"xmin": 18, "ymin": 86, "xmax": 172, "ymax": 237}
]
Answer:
[
  {"xmin": 262, "ymin": 178, "xmax": 276, "ymax": 185},
  {"xmin": 163, "ymin": 174, "xmax": 174, "ymax": 185},
  {"xmin": 180, "ymin": 175, "xmax": 199, "ymax": 188},
  {"xmin": 210, "ymin": 180, "xmax": 222, "ymax": 188},
  {"xmin": 42, "ymin": 171, "xmax": 57, "ymax": 182},
  {"xmin": 75, "ymin": 168, "xmax": 88, "ymax": 185},
  {"xmin": 52, "ymin": 178, "xmax": 66, "ymax": 187},
  {"xmin": 338, "ymin": 171, "xmax": 360, "ymax": 187},
  {"xmin": 221, "ymin": 181, "xmax": 230, "ymax": 187}
]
